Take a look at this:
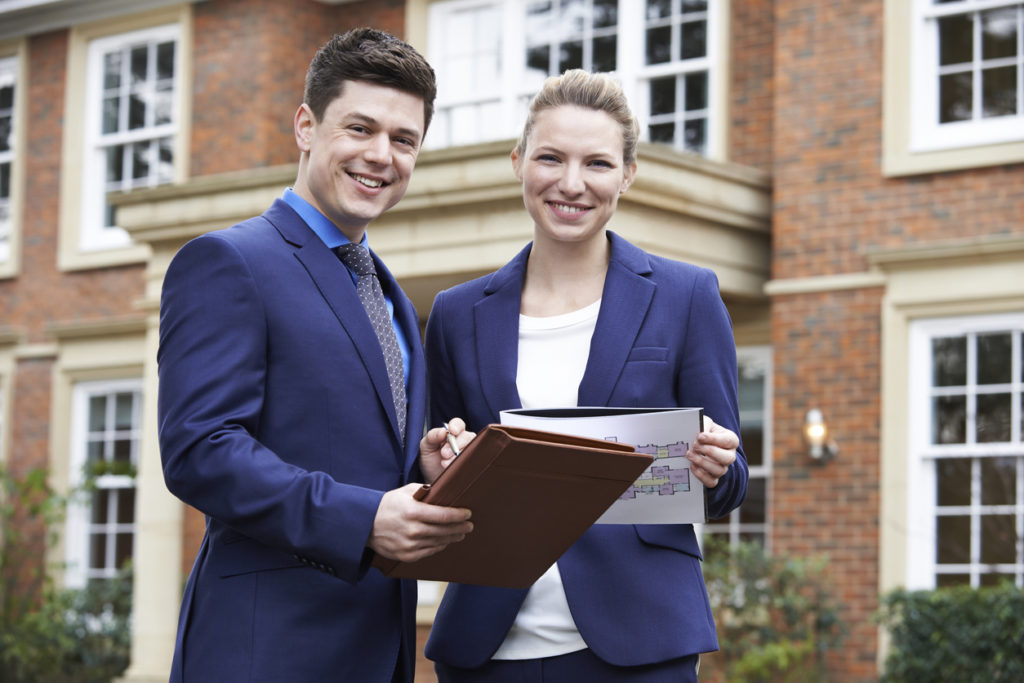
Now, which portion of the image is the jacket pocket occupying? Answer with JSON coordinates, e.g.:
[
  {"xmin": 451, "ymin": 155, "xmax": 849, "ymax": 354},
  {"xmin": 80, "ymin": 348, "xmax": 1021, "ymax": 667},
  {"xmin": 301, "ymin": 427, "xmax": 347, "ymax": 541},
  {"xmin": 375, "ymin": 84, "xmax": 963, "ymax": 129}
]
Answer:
[
  {"xmin": 626, "ymin": 346, "xmax": 669, "ymax": 363},
  {"xmin": 633, "ymin": 524, "xmax": 702, "ymax": 559}
]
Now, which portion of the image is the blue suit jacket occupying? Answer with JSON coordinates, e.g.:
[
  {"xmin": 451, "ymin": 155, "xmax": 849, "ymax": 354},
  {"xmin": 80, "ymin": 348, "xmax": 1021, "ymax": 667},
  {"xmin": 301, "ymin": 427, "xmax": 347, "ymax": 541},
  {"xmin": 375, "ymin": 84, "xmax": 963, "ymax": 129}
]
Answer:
[
  {"xmin": 423, "ymin": 231, "xmax": 747, "ymax": 668},
  {"xmin": 157, "ymin": 199, "xmax": 425, "ymax": 682}
]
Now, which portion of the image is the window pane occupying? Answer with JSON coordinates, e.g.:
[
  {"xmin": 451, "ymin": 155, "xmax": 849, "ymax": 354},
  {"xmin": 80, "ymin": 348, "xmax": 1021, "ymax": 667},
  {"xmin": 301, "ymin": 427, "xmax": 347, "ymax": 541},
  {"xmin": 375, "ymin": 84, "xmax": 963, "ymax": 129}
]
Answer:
[
  {"xmin": 680, "ymin": 20, "xmax": 707, "ymax": 60},
  {"xmin": 132, "ymin": 142, "xmax": 150, "ymax": 180},
  {"xmin": 87, "ymin": 439, "xmax": 104, "ymax": 464},
  {"xmin": 114, "ymin": 392, "xmax": 134, "ymax": 429},
  {"xmin": 117, "ymin": 489, "xmax": 135, "ymax": 524},
  {"xmin": 102, "ymin": 96, "xmax": 119, "ymax": 135},
  {"xmin": 154, "ymin": 86, "xmax": 173, "ymax": 126},
  {"xmin": 115, "ymin": 532, "xmax": 133, "ymax": 568},
  {"xmin": 649, "ymin": 122, "xmax": 674, "ymax": 143},
  {"xmin": 933, "ymin": 336, "xmax": 967, "ymax": 386},
  {"xmin": 156, "ymin": 41, "xmax": 175, "ymax": 80},
  {"xmin": 936, "ymin": 573, "xmax": 970, "ymax": 587},
  {"xmin": 684, "ymin": 0, "xmax": 708, "ymax": 11},
  {"xmin": 650, "ymin": 76, "xmax": 675, "ymax": 115},
  {"xmin": 980, "ymin": 514, "xmax": 1016, "ymax": 563},
  {"xmin": 158, "ymin": 137, "xmax": 174, "ymax": 183},
  {"xmin": 937, "ymin": 457, "xmax": 971, "ymax": 506},
  {"xmin": 939, "ymin": 14, "xmax": 973, "ymax": 66},
  {"xmin": 106, "ymin": 145, "xmax": 124, "ymax": 183},
  {"xmin": 0, "ymin": 162, "xmax": 8, "ymax": 198},
  {"xmin": 981, "ymin": 456, "xmax": 1016, "ymax": 505},
  {"xmin": 741, "ymin": 423, "xmax": 763, "ymax": 467},
  {"xmin": 113, "ymin": 438, "xmax": 133, "ymax": 464},
  {"xmin": 129, "ymin": 94, "xmax": 146, "ymax": 130},
  {"xmin": 977, "ymin": 333, "xmax": 1011, "ymax": 384},
  {"xmin": 593, "ymin": 35, "xmax": 617, "ymax": 72},
  {"xmin": 646, "ymin": 26, "xmax": 672, "ymax": 65},
  {"xmin": 103, "ymin": 52, "xmax": 121, "ymax": 90},
  {"xmin": 940, "ymin": 71, "xmax": 973, "ymax": 122},
  {"xmin": 685, "ymin": 72, "xmax": 708, "ymax": 110},
  {"xmin": 933, "ymin": 395, "xmax": 966, "ymax": 444},
  {"xmin": 89, "ymin": 533, "xmax": 107, "ymax": 569},
  {"xmin": 936, "ymin": 515, "xmax": 970, "ymax": 563},
  {"xmin": 594, "ymin": 0, "xmax": 617, "ymax": 29},
  {"xmin": 647, "ymin": 0, "xmax": 670, "ymax": 20},
  {"xmin": 738, "ymin": 477, "xmax": 765, "ymax": 524},
  {"xmin": 130, "ymin": 45, "xmax": 148, "ymax": 85},
  {"xmin": 89, "ymin": 396, "xmax": 106, "ymax": 431},
  {"xmin": 526, "ymin": 45, "xmax": 550, "ymax": 78},
  {"xmin": 559, "ymin": 40, "xmax": 583, "ymax": 72},
  {"xmin": 560, "ymin": 0, "xmax": 585, "ymax": 34},
  {"xmin": 91, "ymin": 489, "xmax": 109, "ymax": 524},
  {"xmin": 976, "ymin": 393, "xmax": 1011, "ymax": 442},
  {"xmin": 684, "ymin": 118, "xmax": 706, "ymax": 153},
  {"xmin": 982, "ymin": 65, "xmax": 1017, "ymax": 118},
  {"xmin": 981, "ymin": 8, "xmax": 1018, "ymax": 60}
]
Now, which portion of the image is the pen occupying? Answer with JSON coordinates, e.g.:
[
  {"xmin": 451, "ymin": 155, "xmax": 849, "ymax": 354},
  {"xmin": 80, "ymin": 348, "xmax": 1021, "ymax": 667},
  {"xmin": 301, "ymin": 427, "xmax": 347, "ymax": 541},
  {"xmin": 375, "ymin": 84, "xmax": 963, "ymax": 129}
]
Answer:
[{"xmin": 443, "ymin": 422, "xmax": 461, "ymax": 457}]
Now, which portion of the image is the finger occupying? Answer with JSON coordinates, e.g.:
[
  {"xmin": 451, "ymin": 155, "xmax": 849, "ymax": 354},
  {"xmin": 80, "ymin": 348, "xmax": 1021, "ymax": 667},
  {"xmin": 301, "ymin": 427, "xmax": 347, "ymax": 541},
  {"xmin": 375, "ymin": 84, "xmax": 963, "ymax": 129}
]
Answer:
[{"xmin": 445, "ymin": 417, "xmax": 466, "ymax": 435}]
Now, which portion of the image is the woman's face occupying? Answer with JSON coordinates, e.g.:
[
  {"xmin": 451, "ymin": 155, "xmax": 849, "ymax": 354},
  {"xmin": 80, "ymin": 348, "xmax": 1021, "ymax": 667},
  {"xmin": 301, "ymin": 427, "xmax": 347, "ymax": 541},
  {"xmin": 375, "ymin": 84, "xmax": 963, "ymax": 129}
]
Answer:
[{"xmin": 512, "ymin": 105, "xmax": 636, "ymax": 248}]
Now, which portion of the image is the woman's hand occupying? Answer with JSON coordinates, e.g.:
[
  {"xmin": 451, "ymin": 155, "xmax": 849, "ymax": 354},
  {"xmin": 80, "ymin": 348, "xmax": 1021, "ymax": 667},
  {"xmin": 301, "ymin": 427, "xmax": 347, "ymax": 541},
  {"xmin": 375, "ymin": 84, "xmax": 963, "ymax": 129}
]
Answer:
[{"xmin": 686, "ymin": 415, "xmax": 739, "ymax": 489}]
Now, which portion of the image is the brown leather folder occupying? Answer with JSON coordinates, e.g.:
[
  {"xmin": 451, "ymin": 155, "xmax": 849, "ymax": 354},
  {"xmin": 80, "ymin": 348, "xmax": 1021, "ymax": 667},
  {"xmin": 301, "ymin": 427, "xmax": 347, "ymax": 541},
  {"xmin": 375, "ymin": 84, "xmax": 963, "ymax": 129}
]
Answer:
[{"xmin": 371, "ymin": 424, "xmax": 655, "ymax": 588}]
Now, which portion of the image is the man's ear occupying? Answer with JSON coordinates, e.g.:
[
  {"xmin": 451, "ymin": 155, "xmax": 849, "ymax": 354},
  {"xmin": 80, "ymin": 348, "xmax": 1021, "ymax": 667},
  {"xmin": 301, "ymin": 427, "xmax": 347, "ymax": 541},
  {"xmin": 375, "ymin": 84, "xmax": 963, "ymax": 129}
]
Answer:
[{"xmin": 294, "ymin": 103, "xmax": 315, "ymax": 153}]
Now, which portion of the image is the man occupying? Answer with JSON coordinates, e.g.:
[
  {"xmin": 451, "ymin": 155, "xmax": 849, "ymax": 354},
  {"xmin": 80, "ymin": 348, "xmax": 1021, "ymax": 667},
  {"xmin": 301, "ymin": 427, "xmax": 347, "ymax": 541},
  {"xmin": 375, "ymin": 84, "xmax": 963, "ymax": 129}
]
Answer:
[{"xmin": 157, "ymin": 29, "xmax": 472, "ymax": 682}]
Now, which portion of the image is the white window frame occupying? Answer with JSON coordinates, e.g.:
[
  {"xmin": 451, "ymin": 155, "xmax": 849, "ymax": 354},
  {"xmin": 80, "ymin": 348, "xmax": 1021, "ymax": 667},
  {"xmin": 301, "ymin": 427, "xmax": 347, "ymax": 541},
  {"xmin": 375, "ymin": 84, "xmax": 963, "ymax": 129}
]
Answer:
[
  {"xmin": 906, "ymin": 312, "xmax": 1024, "ymax": 589},
  {"xmin": 910, "ymin": 0, "xmax": 1024, "ymax": 154},
  {"xmin": 79, "ymin": 23, "xmax": 179, "ymax": 253},
  {"xmin": 0, "ymin": 54, "xmax": 15, "ymax": 264},
  {"xmin": 0, "ymin": 41, "xmax": 26, "ymax": 278},
  {"xmin": 425, "ymin": 0, "xmax": 726, "ymax": 160},
  {"xmin": 702, "ymin": 344, "xmax": 773, "ymax": 550},
  {"xmin": 65, "ymin": 378, "xmax": 142, "ymax": 589}
]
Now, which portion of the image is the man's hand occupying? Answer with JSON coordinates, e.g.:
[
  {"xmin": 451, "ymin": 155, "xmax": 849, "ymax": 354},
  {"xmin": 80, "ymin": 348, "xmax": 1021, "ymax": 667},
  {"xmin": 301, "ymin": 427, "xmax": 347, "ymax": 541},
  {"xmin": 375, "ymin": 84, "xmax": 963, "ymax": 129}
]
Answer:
[
  {"xmin": 368, "ymin": 483, "xmax": 473, "ymax": 563},
  {"xmin": 686, "ymin": 415, "xmax": 739, "ymax": 489},
  {"xmin": 419, "ymin": 417, "xmax": 475, "ymax": 483}
]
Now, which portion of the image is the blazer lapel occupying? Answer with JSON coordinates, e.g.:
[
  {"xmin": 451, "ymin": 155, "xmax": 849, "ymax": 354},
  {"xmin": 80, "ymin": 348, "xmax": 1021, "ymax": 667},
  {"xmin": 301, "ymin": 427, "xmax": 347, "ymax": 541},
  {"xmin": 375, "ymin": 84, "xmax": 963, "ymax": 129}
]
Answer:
[
  {"xmin": 578, "ymin": 232, "xmax": 655, "ymax": 406},
  {"xmin": 474, "ymin": 244, "xmax": 531, "ymax": 420},
  {"xmin": 264, "ymin": 200, "xmax": 404, "ymax": 447}
]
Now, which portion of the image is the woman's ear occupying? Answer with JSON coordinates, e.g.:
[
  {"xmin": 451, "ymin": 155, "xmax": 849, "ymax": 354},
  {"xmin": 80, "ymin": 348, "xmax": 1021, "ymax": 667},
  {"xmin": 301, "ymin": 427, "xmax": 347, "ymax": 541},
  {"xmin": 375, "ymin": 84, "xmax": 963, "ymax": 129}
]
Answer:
[
  {"xmin": 510, "ymin": 147, "xmax": 524, "ymax": 182},
  {"xmin": 620, "ymin": 160, "xmax": 638, "ymax": 194}
]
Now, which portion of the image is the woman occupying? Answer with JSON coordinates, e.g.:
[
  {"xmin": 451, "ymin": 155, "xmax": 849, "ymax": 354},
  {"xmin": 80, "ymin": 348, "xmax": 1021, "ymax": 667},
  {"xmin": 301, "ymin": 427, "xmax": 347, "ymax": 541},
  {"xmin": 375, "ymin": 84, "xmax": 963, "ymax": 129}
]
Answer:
[{"xmin": 424, "ymin": 69, "xmax": 748, "ymax": 682}]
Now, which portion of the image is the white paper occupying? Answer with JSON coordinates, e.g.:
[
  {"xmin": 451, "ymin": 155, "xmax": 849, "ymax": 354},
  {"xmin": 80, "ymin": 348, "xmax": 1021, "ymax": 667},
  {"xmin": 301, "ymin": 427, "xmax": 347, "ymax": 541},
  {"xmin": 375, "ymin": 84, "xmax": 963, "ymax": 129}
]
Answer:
[{"xmin": 499, "ymin": 407, "xmax": 706, "ymax": 524}]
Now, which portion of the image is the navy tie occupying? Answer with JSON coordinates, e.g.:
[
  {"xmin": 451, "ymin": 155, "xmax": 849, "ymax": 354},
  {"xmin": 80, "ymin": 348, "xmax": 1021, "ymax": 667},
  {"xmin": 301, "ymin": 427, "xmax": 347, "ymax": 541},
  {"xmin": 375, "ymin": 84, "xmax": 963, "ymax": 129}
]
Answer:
[{"xmin": 335, "ymin": 243, "xmax": 407, "ymax": 443}]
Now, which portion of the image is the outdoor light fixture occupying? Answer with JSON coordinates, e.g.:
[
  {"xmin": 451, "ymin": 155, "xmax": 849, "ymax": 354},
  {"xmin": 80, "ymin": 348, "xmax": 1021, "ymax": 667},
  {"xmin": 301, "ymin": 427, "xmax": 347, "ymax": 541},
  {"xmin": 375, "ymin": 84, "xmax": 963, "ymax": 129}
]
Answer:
[{"xmin": 804, "ymin": 409, "xmax": 837, "ymax": 462}]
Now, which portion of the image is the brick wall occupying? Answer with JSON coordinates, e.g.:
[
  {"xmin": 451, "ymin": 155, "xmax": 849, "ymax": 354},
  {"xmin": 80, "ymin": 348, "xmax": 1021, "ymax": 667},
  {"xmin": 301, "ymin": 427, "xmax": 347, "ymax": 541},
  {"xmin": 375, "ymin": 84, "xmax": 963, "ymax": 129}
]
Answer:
[
  {"xmin": 729, "ymin": 0, "xmax": 773, "ymax": 172},
  {"xmin": 190, "ymin": 0, "xmax": 407, "ymax": 177},
  {"xmin": 770, "ymin": 1, "xmax": 1024, "ymax": 680}
]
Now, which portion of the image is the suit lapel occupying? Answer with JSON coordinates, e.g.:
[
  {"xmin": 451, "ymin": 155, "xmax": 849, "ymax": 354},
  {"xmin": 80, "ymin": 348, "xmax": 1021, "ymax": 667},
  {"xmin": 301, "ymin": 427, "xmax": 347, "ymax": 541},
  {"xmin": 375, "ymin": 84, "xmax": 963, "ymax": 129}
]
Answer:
[
  {"xmin": 264, "ymin": 200, "xmax": 405, "ymax": 448},
  {"xmin": 474, "ymin": 245, "xmax": 531, "ymax": 420},
  {"xmin": 578, "ymin": 232, "xmax": 655, "ymax": 406}
]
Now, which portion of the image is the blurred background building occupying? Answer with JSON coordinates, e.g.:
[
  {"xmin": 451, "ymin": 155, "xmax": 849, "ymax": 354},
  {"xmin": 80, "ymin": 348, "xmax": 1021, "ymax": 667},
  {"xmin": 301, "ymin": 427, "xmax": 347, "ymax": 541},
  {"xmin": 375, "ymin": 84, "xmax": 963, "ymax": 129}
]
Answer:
[{"xmin": 0, "ymin": 0, "xmax": 1021, "ymax": 680}]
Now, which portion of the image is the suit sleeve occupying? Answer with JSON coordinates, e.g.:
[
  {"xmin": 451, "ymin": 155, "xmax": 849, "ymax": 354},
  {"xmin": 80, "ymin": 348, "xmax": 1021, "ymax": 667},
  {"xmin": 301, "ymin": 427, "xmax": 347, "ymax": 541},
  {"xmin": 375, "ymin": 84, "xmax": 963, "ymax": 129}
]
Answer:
[
  {"xmin": 678, "ymin": 268, "xmax": 749, "ymax": 519},
  {"xmin": 424, "ymin": 290, "xmax": 468, "ymax": 430},
  {"xmin": 157, "ymin": 233, "xmax": 382, "ymax": 583}
]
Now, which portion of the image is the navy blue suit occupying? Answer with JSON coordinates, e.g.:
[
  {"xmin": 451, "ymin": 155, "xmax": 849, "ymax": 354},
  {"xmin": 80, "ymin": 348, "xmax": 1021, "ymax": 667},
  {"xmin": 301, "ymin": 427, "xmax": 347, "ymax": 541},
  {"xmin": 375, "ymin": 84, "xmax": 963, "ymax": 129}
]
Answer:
[
  {"xmin": 158, "ymin": 199, "xmax": 424, "ymax": 681},
  {"xmin": 423, "ymin": 231, "xmax": 747, "ymax": 669}
]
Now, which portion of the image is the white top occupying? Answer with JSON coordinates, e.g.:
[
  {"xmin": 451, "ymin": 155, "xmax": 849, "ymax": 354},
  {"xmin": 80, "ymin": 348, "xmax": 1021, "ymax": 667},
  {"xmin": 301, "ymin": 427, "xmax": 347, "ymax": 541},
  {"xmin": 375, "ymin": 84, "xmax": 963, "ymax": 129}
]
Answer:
[{"xmin": 492, "ymin": 299, "xmax": 601, "ymax": 660}]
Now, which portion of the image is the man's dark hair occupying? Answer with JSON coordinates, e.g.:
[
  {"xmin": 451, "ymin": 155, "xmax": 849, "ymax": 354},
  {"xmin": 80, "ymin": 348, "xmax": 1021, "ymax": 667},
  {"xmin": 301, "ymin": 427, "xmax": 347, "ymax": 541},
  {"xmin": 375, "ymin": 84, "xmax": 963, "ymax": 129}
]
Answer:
[{"xmin": 303, "ymin": 28, "xmax": 437, "ymax": 133}]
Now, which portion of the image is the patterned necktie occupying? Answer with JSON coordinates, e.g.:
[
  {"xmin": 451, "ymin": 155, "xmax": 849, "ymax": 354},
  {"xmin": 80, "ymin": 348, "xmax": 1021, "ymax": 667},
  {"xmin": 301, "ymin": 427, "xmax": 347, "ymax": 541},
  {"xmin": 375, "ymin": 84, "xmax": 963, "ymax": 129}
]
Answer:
[{"xmin": 334, "ymin": 243, "xmax": 407, "ymax": 443}]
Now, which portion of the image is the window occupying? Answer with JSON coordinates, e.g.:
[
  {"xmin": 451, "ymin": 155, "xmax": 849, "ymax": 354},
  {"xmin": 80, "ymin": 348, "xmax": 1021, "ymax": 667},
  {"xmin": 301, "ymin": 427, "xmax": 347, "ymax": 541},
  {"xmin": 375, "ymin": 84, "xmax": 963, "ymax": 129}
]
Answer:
[
  {"xmin": 907, "ymin": 314, "xmax": 1024, "ymax": 588},
  {"xmin": 910, "ymin": 0, "xmax": 1023, "ymax": 153},
  {"xmin": 78, "ymin": 25, "xmax": 178, "ymax": 252},
  {"xmin": 703, "ymin": 346, "xmax": 772, "ymax": 549},
  {"xmin": 426, "ymin": 0, "xmax": 722, "ymax": 157},
  {"xmin": 0, "ymin": 54, "xmax": 16, "ymax": 265},
  {"xmin": 65, "ymin": 380, "xmax": 141, "ymax": 588}
]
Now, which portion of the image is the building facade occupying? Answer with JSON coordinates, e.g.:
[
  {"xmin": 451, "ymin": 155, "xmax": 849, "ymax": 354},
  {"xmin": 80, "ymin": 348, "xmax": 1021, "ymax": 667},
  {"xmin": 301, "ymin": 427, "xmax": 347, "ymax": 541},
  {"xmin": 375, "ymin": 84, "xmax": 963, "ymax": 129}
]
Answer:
[{"xmin": 0, "ymin": 0, "xmax": 1021, "ymax": 681}]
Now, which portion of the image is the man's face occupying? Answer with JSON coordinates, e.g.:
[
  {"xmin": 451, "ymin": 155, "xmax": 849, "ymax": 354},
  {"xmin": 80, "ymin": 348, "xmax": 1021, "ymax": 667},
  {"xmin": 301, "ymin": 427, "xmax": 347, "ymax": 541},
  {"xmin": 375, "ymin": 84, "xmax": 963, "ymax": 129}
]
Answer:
[{"xmin": 293, "ymin": 80, "xmax": 425, "ymax": 241}]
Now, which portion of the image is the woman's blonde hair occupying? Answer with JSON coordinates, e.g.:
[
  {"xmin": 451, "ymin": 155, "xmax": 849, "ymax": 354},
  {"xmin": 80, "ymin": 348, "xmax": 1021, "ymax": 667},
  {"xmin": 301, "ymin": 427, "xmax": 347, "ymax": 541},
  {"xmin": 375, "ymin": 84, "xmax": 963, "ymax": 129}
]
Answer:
[{"xmin": 514, "ymin": 69, "xmax": 640, "ymax": 166}]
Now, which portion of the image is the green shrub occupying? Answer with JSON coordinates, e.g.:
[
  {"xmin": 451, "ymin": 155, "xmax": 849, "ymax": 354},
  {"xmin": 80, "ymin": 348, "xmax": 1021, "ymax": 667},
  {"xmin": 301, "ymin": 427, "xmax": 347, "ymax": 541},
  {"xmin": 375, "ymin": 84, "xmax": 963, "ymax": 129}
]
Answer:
[
  {"xmin": 701, "ymin": 537, "xmax": 845, "ymax": 682},
  {"xmin": 877, "ymin": 583, "xmax": 1024, "ymax": 683},
  {"xmin": 0, "ymin": 466, "xmax": 132, "ymax": 683}
]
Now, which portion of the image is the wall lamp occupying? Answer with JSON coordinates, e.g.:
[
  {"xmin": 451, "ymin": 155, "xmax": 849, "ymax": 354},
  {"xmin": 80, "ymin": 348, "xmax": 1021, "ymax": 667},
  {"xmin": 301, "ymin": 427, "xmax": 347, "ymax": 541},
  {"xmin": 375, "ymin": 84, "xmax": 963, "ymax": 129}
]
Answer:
[{"xmin": 804, "ymin": 409, "xmax": 838, "ymax": 462}]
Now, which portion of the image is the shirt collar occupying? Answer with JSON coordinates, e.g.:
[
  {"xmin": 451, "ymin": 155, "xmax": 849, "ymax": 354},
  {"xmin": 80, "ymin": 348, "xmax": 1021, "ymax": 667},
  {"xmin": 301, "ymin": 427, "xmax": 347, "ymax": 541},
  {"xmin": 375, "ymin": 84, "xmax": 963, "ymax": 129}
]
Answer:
[{"xmin": 282, "ymin": 188, "xmax": 369, "ymax": 249}]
